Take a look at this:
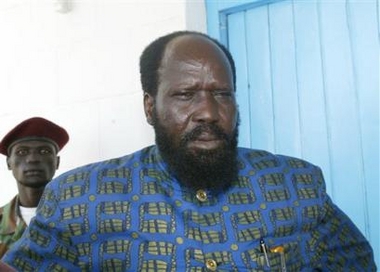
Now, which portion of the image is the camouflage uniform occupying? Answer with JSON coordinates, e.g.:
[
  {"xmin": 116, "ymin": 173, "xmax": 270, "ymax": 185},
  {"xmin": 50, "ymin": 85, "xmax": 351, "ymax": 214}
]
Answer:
[{"xmin": 0, "ymin": 196, "xmax": 27, "ymax": 258}]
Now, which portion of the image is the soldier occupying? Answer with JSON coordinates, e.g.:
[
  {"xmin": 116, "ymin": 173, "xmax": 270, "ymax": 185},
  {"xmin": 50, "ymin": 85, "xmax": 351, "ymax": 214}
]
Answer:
[{"xmin": 0, "ymin": 117, "xmax": 69, "ymax": 258}]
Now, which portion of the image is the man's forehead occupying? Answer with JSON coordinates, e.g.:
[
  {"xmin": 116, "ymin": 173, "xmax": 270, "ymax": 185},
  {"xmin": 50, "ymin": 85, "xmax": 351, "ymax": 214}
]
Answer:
[
  {"xmin": 9, "ymin": 138, "xmax": 58, "ymax": 152},
  {"xmin": 161, "ymin": 35, "xmax": 232, "ymax": 74},
  {"xmin": 164, "ymin": 34, "xmax": 220, "ymax": 58},
  {"xmin": 13, "ymin": 139, "xmax": 56, "ymax": 146}
]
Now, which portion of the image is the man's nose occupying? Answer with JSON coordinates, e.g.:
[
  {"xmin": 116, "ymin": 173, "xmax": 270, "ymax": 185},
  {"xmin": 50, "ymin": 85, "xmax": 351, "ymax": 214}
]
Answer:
[
  {"xmin": 192, "ymin": 92, "xmax": 219, "ymax": 123},
  {"xmin": 26, "ymin": 151, "xmax": 42, "ymax": 162}
]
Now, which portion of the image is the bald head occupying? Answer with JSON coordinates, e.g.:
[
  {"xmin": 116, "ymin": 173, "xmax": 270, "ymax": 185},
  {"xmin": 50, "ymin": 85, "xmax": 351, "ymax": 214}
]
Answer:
[
  {"xmin": 160, "ymin": 34, "xmax": 234, "ymax": 83},
  {"xmin": 139, "ymin": 31, "xmax": 236, "ymax": 98}
]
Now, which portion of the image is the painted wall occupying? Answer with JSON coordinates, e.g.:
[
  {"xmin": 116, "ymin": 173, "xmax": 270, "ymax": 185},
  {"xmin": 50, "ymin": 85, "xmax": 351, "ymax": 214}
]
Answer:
[{"xmin": 0, "ymin": 0, "xmax": 206, "ymax": 206}]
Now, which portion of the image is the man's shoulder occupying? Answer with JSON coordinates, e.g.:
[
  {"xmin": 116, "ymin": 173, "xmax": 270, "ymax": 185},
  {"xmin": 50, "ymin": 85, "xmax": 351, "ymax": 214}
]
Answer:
[
  {"xmin": 237, "ymin": 147, "xmax": 319, "ymax": 171},
  {"xmin": 0, "ymin": 196, "xmax": 18, "ymax": 229},
  {"xmin": 0, "ymin": 197, "xmax": 18, "ymax": 216},
  {"xmin": 51, "ymin": 146, "xmax": 157, "ymax": 184}
]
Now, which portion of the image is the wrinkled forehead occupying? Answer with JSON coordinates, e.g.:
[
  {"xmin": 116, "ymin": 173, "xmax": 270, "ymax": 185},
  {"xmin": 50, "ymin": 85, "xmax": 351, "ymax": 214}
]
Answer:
[{"xmin": 161, "ymin": 34, "xmax": 233, "ymax": 73}]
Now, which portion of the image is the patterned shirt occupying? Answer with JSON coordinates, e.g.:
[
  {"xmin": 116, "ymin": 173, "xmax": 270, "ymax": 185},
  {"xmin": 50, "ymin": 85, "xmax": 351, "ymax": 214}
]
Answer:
[
  {"xmin": 2, "ymin": 146, "xmax": 376, "ymax": 271},
  {"xmin": 0, "ymin": 196, "xmax": 27, "ymax": 259}
]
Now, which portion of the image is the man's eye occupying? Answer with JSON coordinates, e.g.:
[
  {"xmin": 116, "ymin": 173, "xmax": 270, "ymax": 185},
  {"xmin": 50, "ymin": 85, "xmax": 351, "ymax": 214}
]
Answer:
[
  {"xmin": 40, "ymin": 149, "xmax": 52, "ymax": 155},
  {"xmin": 214, "ymin": 90, "xmax": 234, "ymax": 97},
  {"xmin": 174, "ymin": 91, "xmax": 193, "ymax": 100},
  {"xmin": 16, "ymin": 150, "xmax": 28, "ymax": 156}
]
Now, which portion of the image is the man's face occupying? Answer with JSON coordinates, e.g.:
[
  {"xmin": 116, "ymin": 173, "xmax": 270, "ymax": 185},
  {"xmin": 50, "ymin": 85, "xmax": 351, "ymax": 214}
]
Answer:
[
  {"xmin": 7, "ymin": 140, "xmax": 60, "ymax": 188},
  {"xmin": 144, "ymin": 35, "xmax": 239, "ymax": 192}
]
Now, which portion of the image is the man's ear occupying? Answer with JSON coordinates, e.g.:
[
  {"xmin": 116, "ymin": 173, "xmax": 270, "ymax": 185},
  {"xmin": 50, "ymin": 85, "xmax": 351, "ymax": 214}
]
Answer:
[
  {"xmin": 56, "ymin": 156, "xmax": 60, "ymax": 170},
  {"xmin": 6, "ymin": 157, "xmax": 11, "ymax": 170},
  {"xmin": 144, "ymin": 92, "xmax": 154, "ymax": 126}
]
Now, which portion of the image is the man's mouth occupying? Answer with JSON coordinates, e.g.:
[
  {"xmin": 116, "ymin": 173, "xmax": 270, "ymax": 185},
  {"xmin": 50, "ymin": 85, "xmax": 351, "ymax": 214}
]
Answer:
[
  {"xmin": 194, "ymin": 131, "xmax": 220, "ymax": 141},
  {"xmin": 187, "ymin": 132, "xmax": 224, "ymax": 150},
  {"xmin": 24, "ymin": 170, "xmax": 44, "ymax": 176}
]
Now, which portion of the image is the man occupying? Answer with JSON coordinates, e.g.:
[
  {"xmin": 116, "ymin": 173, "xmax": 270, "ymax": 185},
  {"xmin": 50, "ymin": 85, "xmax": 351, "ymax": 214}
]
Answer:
[
  {"xmin": 0, "ymin": 117, "xmax": 69, "ymax": 258},
  {"xmin": 2, "ymin": 32, "xmax": 376, "ymax": 271}
]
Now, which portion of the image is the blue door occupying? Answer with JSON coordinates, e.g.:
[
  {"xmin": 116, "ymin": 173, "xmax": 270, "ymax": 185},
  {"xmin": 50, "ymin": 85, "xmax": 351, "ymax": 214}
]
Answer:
[{"xmin": 206, "ymin": 0, "xmax": 379, "ymax": 266}]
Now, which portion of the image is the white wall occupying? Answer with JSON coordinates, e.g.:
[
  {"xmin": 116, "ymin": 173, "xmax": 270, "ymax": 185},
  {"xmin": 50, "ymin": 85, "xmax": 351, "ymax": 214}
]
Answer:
[{"xmin": 0, "ymin": 0, "xmax": 206, "ymax": 206}]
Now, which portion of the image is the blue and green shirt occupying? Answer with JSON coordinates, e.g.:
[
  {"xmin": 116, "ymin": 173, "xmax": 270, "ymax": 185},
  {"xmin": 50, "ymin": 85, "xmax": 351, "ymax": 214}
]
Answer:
[{"xmin": 2, "ymin": 146, "xmax": 376, "ymax": 271}]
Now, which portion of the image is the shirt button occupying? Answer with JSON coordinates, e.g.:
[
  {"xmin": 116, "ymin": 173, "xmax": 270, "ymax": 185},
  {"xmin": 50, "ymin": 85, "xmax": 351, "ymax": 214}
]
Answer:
[
  {"xmin": 205, "ymin": 259, "xmax": 217, "ymax": 271},
  {"xmin": 196, "ymin": 189, "xmax": 208, "ymax": 202}
]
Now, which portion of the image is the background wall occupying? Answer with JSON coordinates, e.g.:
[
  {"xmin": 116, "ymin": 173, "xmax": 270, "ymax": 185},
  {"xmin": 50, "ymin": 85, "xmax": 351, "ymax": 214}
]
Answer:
[{"xmin": 0, "ymin": 0, "xmax": 206, "ymax": 206}]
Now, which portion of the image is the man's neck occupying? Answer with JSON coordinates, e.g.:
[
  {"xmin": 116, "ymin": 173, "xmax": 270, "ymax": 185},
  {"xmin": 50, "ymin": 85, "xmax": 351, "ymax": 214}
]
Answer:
[{"xmin": 17, "ymin": 186, "xmax": 45, "ymax": 207}]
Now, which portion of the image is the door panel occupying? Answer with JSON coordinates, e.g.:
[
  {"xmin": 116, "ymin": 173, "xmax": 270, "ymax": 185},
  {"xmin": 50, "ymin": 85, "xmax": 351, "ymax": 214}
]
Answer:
[{"xmin": 206, "ymin": 0, "xmax": 379, "ymax": 266}]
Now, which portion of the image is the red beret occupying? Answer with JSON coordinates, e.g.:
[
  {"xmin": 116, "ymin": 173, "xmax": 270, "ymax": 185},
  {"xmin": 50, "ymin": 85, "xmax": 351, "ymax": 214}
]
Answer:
[{"xmin": 0, "ymin": 117, "xmax": 69, "ymax": 156}]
